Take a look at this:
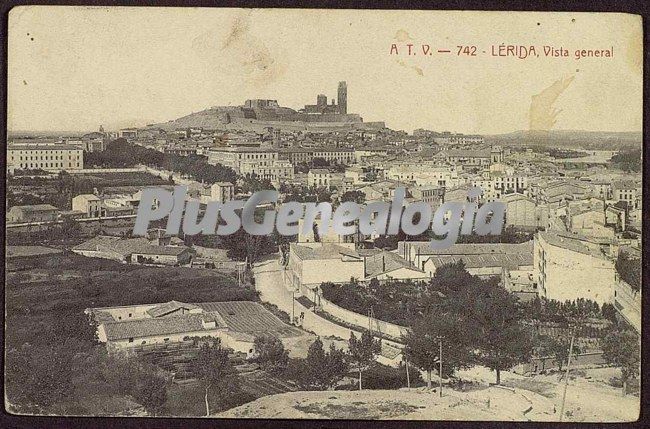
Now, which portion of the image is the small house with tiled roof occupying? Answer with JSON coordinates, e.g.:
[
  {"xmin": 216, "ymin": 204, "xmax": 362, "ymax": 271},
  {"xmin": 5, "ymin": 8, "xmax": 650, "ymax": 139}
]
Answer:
[{"xmin": 87, "ymin": 300, "xmax": 303, "ymax": 358}]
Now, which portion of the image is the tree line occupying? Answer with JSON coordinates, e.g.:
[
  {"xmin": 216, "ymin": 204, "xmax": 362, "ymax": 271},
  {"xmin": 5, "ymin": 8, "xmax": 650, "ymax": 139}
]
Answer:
[
  {"xmin": 85, "ymin": 139, "xmax": 238, "ymax": 185},
  {"xmin": 321, "ymin": 261, "xmax": 640, "ymax": 390}
]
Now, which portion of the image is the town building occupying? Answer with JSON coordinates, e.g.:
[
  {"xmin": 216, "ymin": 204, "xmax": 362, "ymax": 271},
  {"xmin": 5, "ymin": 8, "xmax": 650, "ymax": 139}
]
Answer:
[
  {"xmin": 118, "ymin": 128, "xmax": 138, "ymax": 139},
  {"xmin": 398, "ymin": 241, "xmax": 534, "ymax": 274},
  {"xmin": 208, "ymin": 147, "xmax": 294, "ymax": 183},
  {"xmin": 72, "ymin": 194, "xmax": 106, "ymax": 218},
  {"xmin": 422, "ymin": 252, "xmax": 533, "ymax": 278},
  {"xmin": 568, "ymin": 207, "xmax": 613, "ymax": 239},
  {"xmin": 501, "ymin": 193, "xmax": 548, "ymax": 229},
  {"xmin": 87, "ymin": 300, "xmax": 303, "ymax": 358},
  {"xmin": 7, "ymin": 144, "xmax": 84, "ymax": 173},
  {"xmin": 533, "ymin": 231, "xmax": 616, "ymax": 305},
  {"xmin": 207, "ymin": 147, "xmax": 278, "ymax": 171},
  {"xmin": 360, "ymin": 249, "xmax": 428, "ymax": 281},
  {"xmin": 72, "ymin": 235, "xmax": 194, "ymax": 266},
  {"xmin": 206, "ymin": 182, "xmax": 235, "ymax": 203},
  {"xmin": 409, "ymin": 186, "xmax": 444, "ymax": 210},
  {"xmin": 611, "ymin": 180, "xmax": 639, "ymax": 209},
  {"xmin": 307, "ymin": 169, "xmax": 333, "ymax": 189},
  {"xmin": 285, "ymin": 243, "xmax": 365, "ymax": 295},
  {"xmin": 240, "ymin": 158, "xmax": 294, "ymax": 184},
  {"xmin": 435, "ymin": 146, "xmax": 503, "ymax": 167},
  {"xmin": 7, "ymin": 204, "xmax": 59, "ymax": 223}
]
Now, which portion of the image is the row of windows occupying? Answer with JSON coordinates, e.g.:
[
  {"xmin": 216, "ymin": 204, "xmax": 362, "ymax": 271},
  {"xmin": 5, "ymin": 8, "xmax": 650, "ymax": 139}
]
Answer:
[
  {"xmin": 13, "ymin": 155, "xmax": 76, "ymax": 161},
  {"xmin": 17, "ymin": 163, "xmax": 81, "ymax": 169},
  {"xmin": 10, "ymin": 150, "xmax": 80, "ymax": 154},
  {"xmin": 128, "ymin": 337, "xmax": 170, "ymax": 344}
]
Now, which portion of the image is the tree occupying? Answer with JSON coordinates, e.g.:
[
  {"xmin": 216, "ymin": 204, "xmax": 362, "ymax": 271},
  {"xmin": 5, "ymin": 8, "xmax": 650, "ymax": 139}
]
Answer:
[
  {"xmin": 304, "ymin": 337, "xmax": 329, "ymax": 389},
  {"xmin": 312, "ymin": 157, "xmax": 329, "ymax": 167},
  {"xmin": 192, "ymin": 338, "xmax": 239, "ymax": 416},
  {"xmin": 348, "ymin": 330, "xmax": 381, "ymax": 390},
  {"xmin": 470, "ymin": 283, "xmax": 533, "ymax": 385},
  {"xmin": 610, "ymin": 148, "xmax": 642, "ymax": 172},
  {"xmin": 220, "ymin": 227, "xmax": 277, "ymax": 266},
  {"xmin": 288, "ymin": 338, "xmax": 348, "ymax": 390},
  {"xmin": 253, "ymin": 334, "xmax": 289, "ymax": 374},
  {"xmin": 601, "ymin": 302, "xmax": 618, "ymax": 323},
  {"xmin": 132, "ymin": 364, "xmax": 169, "ymax": 416},
  {"xmin": 324, "ymin": 342, "xmax": 349, "ymax": 388},
  {"xmin": 403, "ymin": 310, "xmax": 474, "ymax": 388},
  {"xmin": 538, "ymin": 334, "xmax": 582, "ymax": 371},
  {"xmin": 239, "ymin": 174, "xmax": 275, "ymax": 194},
  {"xmin": 59, "ymin": 217, "xmax": 82, "ymax": 240},
  {"xmin": 602, "ymin": 329, "xmax": 640, "ymax": 396},
  {"xmin": 615, "ymin": 251, "xmax": 641, "ymax": 292},
  {"xmin": 341, "ymin": 190, "xmax": 366, "ymax": 204},
  {"xmin": 5, "ymin": 343, "xmax": 76, "ymax": 412}
]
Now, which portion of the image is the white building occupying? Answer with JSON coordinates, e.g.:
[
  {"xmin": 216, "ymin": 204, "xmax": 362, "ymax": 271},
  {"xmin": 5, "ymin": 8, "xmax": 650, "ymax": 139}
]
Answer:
[
  {"xmin": 7, "ymin": 144, "xmax": 84, "ymax": 173},
  {"xmin": 534, "ymin": 231, "xmax": 616, "ymax": 305},
  {"xmin": 87, "ymin": 300, "xmax": 302, "ymax": 358},
  {"xmin": 308, "ymin": 169, "xmax": 333, "ymax": 189},
  {"xmin": 72, "ymin": 194, "xmax": 105, "ymax": 218}
]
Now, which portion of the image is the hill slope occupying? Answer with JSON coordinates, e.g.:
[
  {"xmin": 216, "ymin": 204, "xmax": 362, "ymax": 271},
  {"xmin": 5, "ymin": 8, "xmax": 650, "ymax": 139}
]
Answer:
[
  {"xmin": 217, "ymin": 367, "xmax": 639, "ymax": 422},
  {"xmin": 217, "ymin": 387, "xmax": 557, "ymax": 421}
]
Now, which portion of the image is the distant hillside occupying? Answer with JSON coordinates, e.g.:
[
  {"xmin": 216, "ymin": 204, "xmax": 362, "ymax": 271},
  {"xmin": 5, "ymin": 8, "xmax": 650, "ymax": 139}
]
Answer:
[
  {"xmin": 484, "ymin": 130, "xmax": 642, "ymax": 151},
  {"xmin": 149, "ymin": 107, "xmax": 234, "ymax": 131}
]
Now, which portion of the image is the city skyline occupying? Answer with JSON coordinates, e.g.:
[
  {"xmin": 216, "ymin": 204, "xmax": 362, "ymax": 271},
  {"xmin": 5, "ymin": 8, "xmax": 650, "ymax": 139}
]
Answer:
[{"xmin": 8, "ymin": 7, "xmax": 643, "ymax": 134}]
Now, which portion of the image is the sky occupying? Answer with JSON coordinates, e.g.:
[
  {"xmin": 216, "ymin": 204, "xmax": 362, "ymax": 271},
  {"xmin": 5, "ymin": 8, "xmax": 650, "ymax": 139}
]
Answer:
[{"xmin": 8, "ymin": 7, "xmax": 643, "ymax": 134}]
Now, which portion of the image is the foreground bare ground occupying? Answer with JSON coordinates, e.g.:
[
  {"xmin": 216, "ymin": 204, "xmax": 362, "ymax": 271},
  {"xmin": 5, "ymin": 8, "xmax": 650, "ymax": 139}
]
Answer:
[{"xmin": 218, "ymin": 367, "xmax": 639, "ymax": 422}]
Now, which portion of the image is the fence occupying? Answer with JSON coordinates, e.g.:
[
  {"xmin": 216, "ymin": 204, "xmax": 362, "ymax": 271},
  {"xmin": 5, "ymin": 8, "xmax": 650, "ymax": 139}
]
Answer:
[
  {"xmin": 513, "ymin": 351, "xmax": 606, "ymax": 375},
  {"xmin": 67, "ymin": 168, "xmax": 144, "ymax": 174},
  {"xmin": 318, "ymin": 294, "xmax": 409, "ymax": 339}
]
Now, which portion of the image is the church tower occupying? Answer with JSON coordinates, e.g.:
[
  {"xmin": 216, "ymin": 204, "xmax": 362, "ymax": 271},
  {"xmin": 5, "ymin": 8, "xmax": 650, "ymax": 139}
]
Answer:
[{"xmin": 337, "ymin": 81, "xmax": 347, "ymax": 114}]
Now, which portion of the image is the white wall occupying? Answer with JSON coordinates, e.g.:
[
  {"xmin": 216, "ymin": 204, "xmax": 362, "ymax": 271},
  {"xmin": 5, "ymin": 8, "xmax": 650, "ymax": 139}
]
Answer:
[
  {"xmin": 319, "ymin": 295, "xmax": 409, "ymax": 340},
  {"xmin": 535, "ymin": 236, "xmax": 616, "ymax": 305}
]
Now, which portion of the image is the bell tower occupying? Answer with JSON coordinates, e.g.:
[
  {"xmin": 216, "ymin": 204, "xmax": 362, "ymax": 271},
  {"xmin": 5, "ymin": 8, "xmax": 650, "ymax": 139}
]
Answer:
[{"xmin": 337, "ymin": 81, "xmax": 347, "ymax": 114}]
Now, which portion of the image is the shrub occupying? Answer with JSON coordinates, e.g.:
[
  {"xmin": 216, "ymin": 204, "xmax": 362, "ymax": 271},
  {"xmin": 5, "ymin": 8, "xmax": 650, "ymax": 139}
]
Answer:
[{"xmin": 360, "ymin": 363, "xmax": 424, "ymax": 390}]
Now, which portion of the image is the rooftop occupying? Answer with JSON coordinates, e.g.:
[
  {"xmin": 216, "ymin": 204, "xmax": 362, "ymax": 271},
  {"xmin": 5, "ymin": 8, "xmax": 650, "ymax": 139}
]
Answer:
[
  {"xmin": 96, "ymin": 300, "xmax": 303, "ymax": 341},
  {"xmin": 10, "ymin": 204, "xmax": 59, "ymax": 212},
  {"xmin": 146, "ymin": 301, "xmax": 200, "ymax": 318},
  {"xmin": 437, "ymin": 149, "xmax": 491, "ymax": 158},
  {"xmin": 291, "ymin": 243, "xmax": 361, "ymax": 261},
  {"xmin": 8, "ymin": 144, "xmax": 82, "ymax": 151},
  {"xmin": 364, "ymin": 251, "xmax": 424, "ymax": 277},
  {"xmin": 73, "ymin": 194, "xmax": 101, "ymax": 201},
  {"xmin": 538, "ymin": 231, "xmax": 609, "ymax": 259},
  {"xmin": 427, "ymin": 253, "xmax": 533, "ymax": 270},
  {"xmin": 399, "ymin": 241, "xmax": 533, "ymax": 257},
  {"xmin": 73, "ymin": 235, "xmax": 190, "ymax": 258},
  {"xmin": 102, "ymin": 313, "xmax": 220, "ymax": 340}
]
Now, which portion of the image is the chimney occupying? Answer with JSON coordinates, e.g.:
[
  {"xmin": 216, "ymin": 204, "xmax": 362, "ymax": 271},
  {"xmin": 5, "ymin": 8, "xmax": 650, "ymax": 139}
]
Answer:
[{"xmin": 382, "ymin": 253, "xmax": 386, "ymax": 272}]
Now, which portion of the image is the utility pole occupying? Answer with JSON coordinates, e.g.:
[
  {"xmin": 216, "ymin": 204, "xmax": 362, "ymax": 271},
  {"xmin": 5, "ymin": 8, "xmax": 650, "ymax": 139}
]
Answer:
[
  {"xmin": 437, "ymin": 336, "xmax": 443, "ymax": 398},
  {"xmin": 292, "ymin": 289, "xmax": 295, "ymax": 325},
  {"xmin": 405, "ymin": 356, "xmax": 411, "ymax": 389},
  {"xmin": 559, "ymin": 326, "xmax": 576, "ymax": 422}
]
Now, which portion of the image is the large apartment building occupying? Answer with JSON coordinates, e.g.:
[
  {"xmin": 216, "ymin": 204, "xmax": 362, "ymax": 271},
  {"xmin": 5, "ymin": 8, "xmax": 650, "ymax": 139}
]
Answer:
[
  {"xmin": 207, "ymin": 147, "xmax": 279, "ymax": 171},
  {"xmin": 534, "ymin": 231, "xmax": 616, "ymax": 305},
  {"xmin": 7, "ymin": 144, "xmax": 84, "ymax": 173},
  {"xmin": 207, "ymin": 146, "xmax": 295, "ymax": 184},
  {"xmin": 279, "ymin": 147, "xmax": 355, "ymax": 165}
]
